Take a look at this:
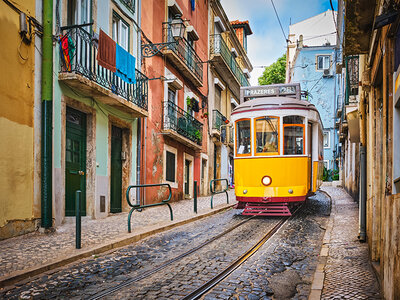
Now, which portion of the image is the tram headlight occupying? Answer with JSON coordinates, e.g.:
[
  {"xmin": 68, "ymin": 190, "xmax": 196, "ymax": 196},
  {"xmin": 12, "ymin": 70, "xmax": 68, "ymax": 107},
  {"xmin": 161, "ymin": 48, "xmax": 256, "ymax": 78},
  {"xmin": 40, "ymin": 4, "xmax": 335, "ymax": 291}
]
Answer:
[{"xmin": 261, "ymin": 176, "xmax": 272, "ymax": 186}]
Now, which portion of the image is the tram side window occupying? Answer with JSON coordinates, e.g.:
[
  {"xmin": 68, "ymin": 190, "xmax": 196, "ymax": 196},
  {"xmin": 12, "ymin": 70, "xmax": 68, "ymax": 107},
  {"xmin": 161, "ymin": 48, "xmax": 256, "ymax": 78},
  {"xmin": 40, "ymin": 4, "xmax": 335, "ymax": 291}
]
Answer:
[
  {"xmin": 236, "ymin": 120, "xmax": 251, "ymax": 155},
  {"xmin": 284, "ymin": 126, "xmax": 304, "ymax": 155},
  {"xmin": 255, "ymin": 117, "xmax": 279, "ymax": 154}
]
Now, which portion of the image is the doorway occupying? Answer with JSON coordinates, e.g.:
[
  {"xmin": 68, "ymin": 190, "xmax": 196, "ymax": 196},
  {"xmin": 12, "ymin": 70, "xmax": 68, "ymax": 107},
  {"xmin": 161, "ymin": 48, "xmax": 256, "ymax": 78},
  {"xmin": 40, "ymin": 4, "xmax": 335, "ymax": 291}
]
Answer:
[
  {"xmin": 110, "ymin": 125, "xmax": 123, "ymax": 213},
  {"xmin": 184, "ymin": 159, "xmax": 191, "ymax": 196},
  {"xmin": 65, "ymin": 107, "xmax": 87, "ymax": 216}
]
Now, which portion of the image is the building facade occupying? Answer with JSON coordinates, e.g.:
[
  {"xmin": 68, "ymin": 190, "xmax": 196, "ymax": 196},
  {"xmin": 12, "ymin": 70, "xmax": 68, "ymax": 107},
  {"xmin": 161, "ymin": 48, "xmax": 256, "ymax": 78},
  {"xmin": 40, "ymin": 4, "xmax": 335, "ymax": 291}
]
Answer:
[
  {"xmin": 208, "ymin": 0, "xmax": 252, "ymax": 190},
  {"xmin": 0, "ymin": 0, "xmax": 42, "ymax": 239},
  {"xmin": 338, "ymin": 0, "xmax": 400, "ymax": 298},
  {"xmin": 141, "ymin": 0, "xmax": 209, "ymax": 201},
  {"xmin": 287, "ymin": 10, "xmax": 339, "ymax": 171},
  {"xmin": 53, "ymin": 0, "xmax": 148, "ymax": 225}
]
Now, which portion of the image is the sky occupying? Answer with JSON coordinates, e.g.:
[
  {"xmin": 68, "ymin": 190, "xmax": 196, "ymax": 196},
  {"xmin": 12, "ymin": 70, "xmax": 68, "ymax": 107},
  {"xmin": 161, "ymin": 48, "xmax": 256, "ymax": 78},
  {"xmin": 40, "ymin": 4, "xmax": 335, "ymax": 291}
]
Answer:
[{"xmin": 220, "ymin": 0, "xmax": 338, "ymax": 85}]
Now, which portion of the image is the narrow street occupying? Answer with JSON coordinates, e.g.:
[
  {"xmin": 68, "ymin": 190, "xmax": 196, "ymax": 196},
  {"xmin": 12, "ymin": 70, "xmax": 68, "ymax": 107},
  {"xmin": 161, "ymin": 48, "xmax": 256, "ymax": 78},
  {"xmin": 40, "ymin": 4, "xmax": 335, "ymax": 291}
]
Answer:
[{"xmin": 0, "ymin": 187, "xmax": 381, "ymax": 299}]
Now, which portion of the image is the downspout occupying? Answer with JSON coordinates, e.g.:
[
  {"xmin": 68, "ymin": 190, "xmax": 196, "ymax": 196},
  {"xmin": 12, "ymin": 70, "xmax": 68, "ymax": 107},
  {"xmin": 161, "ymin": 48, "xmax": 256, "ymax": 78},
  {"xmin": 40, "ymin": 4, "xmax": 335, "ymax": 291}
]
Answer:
[
  {"xmin": 359, "ymin": 55, "xmax": 367, "ymax": 242},
  {"xmin": 136, "ymin": 0, "xmax": 142, "ymax": 206},
  {"xmin": 41, "ymin": 0, "xmax": 53, "ymax": 228}
]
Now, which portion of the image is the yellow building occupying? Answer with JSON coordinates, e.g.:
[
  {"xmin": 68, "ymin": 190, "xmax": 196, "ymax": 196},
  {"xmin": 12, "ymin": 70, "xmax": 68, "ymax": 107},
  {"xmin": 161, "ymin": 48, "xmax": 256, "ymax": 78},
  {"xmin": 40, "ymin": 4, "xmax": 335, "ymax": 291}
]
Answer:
[
  {"xmin": 208, "ymin": 0, "xmax": 253, "ymax": 192},
  {"xmin": 0, "ymin": 0, "xmax": 41, "ymax": 239}
]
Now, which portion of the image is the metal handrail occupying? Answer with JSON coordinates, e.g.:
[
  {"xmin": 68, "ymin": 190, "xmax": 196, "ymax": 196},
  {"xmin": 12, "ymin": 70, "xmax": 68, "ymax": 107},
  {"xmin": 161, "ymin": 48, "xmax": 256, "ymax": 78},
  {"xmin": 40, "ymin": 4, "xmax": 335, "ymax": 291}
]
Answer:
[
  {"xmin": 59, "ymin": 26, "xmax": 148, "ymax": 110},
  {"xmin": 126, "ymin": 183, "xmax": 173, "ymax": 233},
  {"xmin": 162, "ymin": 23, "xmax": 203, "ymax": 82},
  {"xmin": 210, "ymin": 34, "xmax": 249, "ymax": 86},
  {"xmin": 210, "ymin": 178, "xmax": 229, "ymax": 209}
]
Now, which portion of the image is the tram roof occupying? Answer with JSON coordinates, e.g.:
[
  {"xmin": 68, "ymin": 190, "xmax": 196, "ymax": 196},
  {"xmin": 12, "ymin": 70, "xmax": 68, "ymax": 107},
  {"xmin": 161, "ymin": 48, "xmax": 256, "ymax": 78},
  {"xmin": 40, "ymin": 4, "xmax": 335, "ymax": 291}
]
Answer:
[{"xmin": 232, "ymin": 97, "xmax": 317, "ymax": 114}]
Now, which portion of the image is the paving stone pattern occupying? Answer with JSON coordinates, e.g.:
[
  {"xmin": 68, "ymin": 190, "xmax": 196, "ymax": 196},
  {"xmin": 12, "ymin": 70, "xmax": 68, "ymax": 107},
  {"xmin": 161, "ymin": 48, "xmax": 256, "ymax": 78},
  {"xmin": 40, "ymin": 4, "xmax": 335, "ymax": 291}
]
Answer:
[
  {"xmin": 200, "ymin": 191, "xmax": 331, "ymax": 300},
  {"xmin": 0, "ymin": 207, "xmax": 251, "ymax": 299},
  {"xmin": 321, "ymin": 187, "xmax": 381, "ymax": 300},
  {"xmin": 107, "ymin": 217, "xmax": 279, "ymax": 299},
  {"xmin": 0, "ymin": 191, "xmax": 234, "ymax": 279}
]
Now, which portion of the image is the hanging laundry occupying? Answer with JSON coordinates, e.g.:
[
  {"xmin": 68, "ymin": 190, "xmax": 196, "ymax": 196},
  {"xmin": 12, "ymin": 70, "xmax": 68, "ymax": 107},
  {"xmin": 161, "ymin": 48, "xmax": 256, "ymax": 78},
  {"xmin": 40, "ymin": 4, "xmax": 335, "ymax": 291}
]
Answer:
[
  {"xmin": 60, "ymin": 34, "xmax": 75, "ymax": 71},
  {"xmin": 97, "ymin": 29, "xmax": 116, "ymax": 72},
  {"xmin": 115, "ymin": 44, "xmax": 136, "ymax": 84},
  {"xmin": 190, "ymin": 0, "xmax": 195, "ymax": 11}
]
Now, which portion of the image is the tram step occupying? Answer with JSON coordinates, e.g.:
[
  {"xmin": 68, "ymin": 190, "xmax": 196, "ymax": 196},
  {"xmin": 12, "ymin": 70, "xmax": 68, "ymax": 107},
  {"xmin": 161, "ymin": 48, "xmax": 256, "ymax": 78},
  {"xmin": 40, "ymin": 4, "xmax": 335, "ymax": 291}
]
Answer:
[{"xmin": 242, "ymin": 203, "xmax": 292, "ymax": 216}]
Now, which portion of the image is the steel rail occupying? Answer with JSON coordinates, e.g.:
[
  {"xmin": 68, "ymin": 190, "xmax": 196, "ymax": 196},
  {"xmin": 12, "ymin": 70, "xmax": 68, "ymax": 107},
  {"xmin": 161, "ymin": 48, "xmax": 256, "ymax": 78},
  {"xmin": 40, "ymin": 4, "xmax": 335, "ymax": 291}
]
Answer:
[
  {"xmin": 181, "ymin": 204, "xmax": 303, "ymax": 300},
  {"xmin": 88, "ymin": 215, "xmax": 256, "ymax": 300}
]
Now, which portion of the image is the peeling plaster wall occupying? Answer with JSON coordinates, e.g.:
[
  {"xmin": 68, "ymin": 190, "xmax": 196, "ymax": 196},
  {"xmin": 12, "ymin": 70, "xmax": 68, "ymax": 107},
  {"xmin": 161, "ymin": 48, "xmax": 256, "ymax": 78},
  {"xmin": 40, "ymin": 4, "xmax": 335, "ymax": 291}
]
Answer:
[{"xmin": 0, "ymin": 0, "xmax": 37, "ymax": 239}]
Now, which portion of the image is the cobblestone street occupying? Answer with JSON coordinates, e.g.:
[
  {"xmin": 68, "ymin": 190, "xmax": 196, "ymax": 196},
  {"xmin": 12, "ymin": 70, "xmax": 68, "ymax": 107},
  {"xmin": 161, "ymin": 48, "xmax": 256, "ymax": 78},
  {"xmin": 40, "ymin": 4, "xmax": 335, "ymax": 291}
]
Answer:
[{"xmin": 0, "ymin": 187, "xmax": 382, "ymax": 299}]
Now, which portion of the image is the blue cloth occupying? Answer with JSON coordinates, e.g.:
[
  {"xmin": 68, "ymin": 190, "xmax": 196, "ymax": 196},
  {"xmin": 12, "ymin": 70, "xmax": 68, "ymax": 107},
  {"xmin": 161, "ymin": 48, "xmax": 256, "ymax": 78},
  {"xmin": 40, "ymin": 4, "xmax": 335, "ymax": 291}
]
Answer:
[
  {"xmin": 115, "ymin": 44, "xmax": 136, "ymax": 84},
  {"xmin": 190, "ymin": 0, "xmax": 195, "ymax": 11}
]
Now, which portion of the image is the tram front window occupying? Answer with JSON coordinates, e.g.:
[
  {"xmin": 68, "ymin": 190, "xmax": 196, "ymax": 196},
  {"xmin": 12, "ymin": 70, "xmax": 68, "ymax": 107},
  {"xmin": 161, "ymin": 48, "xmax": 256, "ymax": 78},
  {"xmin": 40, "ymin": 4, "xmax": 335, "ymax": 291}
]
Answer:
[
  {"xmin": 255, "ymin": 117, "xmax": 279, "ymax": 154},
  {"xmin": 236, "ymin": 120, "xmax": 251, "ymax": 155},
  {"xmin": 284, "ymin": 126, "xmax": 304, "ymax": 155}
]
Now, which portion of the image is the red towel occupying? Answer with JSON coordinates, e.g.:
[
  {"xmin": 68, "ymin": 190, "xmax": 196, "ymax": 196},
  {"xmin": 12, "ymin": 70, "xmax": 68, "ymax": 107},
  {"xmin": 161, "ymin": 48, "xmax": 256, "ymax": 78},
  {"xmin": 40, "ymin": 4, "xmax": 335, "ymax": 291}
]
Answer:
[{"xmin": 97, "ymin": 30, "xmax": 116, "ymax": 72}]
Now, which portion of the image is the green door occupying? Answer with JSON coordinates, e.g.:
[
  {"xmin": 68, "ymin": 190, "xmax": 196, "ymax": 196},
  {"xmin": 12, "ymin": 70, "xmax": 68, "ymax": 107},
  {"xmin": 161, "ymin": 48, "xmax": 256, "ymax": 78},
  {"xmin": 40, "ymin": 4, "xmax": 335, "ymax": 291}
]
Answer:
[
  {"xmin": 111, "ymin": 126, "xmax": 123, "ymax": 213},
  {"xmin": 65, "ymin": 107, "xmax": 86, "ymax": 216},
  {"xmin": 184, "ymin": 159, "xmax": 190, "ymax": 195}
]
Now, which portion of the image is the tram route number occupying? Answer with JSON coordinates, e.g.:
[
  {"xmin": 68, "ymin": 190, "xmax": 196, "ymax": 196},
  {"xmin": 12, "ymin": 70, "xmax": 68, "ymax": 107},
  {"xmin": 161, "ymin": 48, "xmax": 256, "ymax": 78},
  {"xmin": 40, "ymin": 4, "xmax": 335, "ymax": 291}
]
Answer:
[{"xmin": 244, "ymin": 86, "xmax": 296, "ymax": 97}]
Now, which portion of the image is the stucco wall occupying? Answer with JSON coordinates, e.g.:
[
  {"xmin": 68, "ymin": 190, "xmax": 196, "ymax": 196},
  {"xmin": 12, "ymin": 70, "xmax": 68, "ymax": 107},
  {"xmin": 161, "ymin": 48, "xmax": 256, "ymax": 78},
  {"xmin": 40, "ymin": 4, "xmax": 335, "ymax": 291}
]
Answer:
[{"xmin": 0, "ymin": 0, "xmax": 37, "ymax": 239}]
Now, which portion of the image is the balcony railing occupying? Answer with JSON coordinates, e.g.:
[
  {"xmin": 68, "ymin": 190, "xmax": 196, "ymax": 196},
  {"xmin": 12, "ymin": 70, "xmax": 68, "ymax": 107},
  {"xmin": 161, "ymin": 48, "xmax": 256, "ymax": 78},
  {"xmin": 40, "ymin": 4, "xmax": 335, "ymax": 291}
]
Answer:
[
  {"xmin": 163, "ymin": 101, "xmax": 203, "ymax": 145},
  {"xmin": 212, "ymin": 109, "xmax": 227, "ymax": 132},
  {"xmin": 163, "ymin": 23, "xmax": 203, "ymax": 83},
  {"xmin": 59, "ymin": 25, "xmax": 148, "ymax": 110},
  {"xmin": 210, "ymin": 34, "xmax": 250, "ymax": 87},
  {"xmin": 345, "ymin": 56, "xmax": 359, "ymax": 105},
  {"xmin": 120, "ymin": 0, "xmax": 135, "ymax": 14}
]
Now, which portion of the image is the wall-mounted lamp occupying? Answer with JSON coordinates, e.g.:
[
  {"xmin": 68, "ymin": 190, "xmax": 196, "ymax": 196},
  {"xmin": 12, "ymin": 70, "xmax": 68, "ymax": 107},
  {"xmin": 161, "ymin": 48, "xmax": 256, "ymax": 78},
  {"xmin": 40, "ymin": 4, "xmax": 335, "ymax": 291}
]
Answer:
[{"xmin": 142, "ymin": 15, "xmax": 186, "ymax": 58}]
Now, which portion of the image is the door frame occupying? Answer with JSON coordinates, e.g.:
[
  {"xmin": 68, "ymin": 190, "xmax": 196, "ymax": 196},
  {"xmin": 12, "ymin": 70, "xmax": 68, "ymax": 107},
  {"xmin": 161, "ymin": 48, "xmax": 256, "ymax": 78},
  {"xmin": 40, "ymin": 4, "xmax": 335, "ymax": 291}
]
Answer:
[
  {"xmin": 183, "ymin": 153, "xmax": 194, "ymax": 198},
  {"xmin": 59, "ymin": 96, "xmax": 96, "ymax": 224},
  {"xmin": 108, "ymin": 115, "xmax": 132, "ymax": 213}
]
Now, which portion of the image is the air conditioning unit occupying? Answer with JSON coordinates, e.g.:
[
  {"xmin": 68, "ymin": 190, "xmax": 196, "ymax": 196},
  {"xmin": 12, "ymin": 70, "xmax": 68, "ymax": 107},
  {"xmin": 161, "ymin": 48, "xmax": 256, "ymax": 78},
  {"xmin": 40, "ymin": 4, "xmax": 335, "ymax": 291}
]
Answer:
[{"xmin": 323, "ymin": 69, "xmax": 333, "ymax": 77}]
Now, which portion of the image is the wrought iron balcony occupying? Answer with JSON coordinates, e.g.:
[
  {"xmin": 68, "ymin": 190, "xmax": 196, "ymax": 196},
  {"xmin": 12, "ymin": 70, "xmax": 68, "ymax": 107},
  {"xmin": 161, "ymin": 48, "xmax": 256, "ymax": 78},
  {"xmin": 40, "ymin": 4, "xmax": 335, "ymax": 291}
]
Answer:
[
  {"xmin": 162, "ymin": 23, "xmax": 203, "ymax": 87},
  {"xmin": 120, "ymin": 0, "xmax": 135, "ymax": 14},
  {"xmin": 59, "ymin": 25, "xmax": 148, "ymax": 116},
  {"xmin": 345, "ymin": 56, "xmax": 359, "ymax": 105},
  {"xmin": 163, "ymin": 101, "xmax": 203, "ymax": 149},
  {"xmin": 212, "ymin": 109, "xmax": 227, "ymax": 132},
  {"xmin": 210, "ymin": 34, "xmax": 250, "ymax": 87}
]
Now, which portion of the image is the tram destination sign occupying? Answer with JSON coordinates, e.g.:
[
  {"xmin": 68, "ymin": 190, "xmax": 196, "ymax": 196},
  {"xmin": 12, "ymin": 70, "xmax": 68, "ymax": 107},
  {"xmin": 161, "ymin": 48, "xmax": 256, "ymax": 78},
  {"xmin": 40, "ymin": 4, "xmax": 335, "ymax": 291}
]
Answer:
[{"xmin": 240, "ymin": 83, "xmax": 301, "ymax": 100}]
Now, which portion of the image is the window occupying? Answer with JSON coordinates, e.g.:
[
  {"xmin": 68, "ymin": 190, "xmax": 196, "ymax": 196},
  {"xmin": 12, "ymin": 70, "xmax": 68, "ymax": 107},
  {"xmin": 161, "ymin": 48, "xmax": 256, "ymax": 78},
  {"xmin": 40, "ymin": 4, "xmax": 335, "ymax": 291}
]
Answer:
[
  {"xmin": 236, "ymin": 119, "xmax": 251, "ymax": 155},
  {"xmin": 166, "ymin": 151, "xmax": 176, "ymax": 182},
  {"xmin": 112, "ymin": 12, "xmax": 129, "ymax": 51},
  {"xmin": 323, "ymin": 131, "xmax": 330, "ymax": 148},
  {"xmin": 283, "ymin": 116, "xmax": 304, "ymax": 155},
  {"xmin": 317, "ymin": 55, "xmax": 331, "ymax": 70},
  {"xmin": 215, "ymin": 86, "xmax": 221, "ymax": 111},
  {"xmin": 67, "ymin": 0, "xmax": 91, "ymax": 26},
  {"xmin": 254, "ymin": 117, "xmax": 279, "ymax": 155}
]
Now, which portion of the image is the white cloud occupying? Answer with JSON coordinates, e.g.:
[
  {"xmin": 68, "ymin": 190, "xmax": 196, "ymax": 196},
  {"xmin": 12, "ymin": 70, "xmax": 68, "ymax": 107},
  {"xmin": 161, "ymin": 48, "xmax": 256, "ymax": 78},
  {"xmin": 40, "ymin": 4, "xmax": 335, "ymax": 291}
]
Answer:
[{"xmin": 220, "ymin": 0, "xmax": 336, "ymax": 85}]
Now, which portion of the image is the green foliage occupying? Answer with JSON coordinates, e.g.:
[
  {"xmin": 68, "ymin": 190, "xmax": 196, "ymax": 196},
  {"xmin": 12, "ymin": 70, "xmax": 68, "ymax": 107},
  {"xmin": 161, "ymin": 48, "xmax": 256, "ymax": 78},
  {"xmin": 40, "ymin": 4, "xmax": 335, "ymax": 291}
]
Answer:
[
  {"xmin": 322, "ymin": 168, "xmax": 339, "ymax": 181},
  {"xmin": 258, "ymin": 54, "xmax": 287, "ymax": 85}
]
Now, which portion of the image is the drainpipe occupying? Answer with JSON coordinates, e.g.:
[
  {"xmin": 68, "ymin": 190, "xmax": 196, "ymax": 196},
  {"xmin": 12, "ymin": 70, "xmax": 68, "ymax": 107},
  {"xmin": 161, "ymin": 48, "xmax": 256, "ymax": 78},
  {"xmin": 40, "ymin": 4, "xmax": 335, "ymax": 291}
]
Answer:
[
  {"xmin": 136, "ymin": 118, "xmax": 141, "ymax": 205},
  {"xmin": 359, "ymin": 92, "xmax": 367, "ymax": 242},
  {"xmin": 41, "ymin": 0, "xmax": 53, "ymax": 228}
]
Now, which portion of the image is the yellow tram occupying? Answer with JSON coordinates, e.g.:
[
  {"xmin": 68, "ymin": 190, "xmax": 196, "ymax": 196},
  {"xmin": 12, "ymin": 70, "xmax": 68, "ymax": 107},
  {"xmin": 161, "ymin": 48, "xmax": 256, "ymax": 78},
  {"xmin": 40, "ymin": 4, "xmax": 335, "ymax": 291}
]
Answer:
[{"xmin": 232, "ymin": 84, "xmax": 324, "ymax": 216}]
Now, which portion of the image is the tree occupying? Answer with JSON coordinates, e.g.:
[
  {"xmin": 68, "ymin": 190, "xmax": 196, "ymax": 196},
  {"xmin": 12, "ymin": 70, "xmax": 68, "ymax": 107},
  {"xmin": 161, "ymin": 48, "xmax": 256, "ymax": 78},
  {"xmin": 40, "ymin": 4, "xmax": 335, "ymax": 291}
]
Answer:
[{"xmin": 258, "ymin": 54, "xmax": 286, "ymax": 85}]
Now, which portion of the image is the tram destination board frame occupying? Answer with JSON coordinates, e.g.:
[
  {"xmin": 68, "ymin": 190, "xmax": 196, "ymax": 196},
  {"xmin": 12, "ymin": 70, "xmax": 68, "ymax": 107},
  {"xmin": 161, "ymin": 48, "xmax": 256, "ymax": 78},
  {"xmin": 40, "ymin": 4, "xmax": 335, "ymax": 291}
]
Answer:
[{"xmin": 240, "ymin": 83, "xmax": 301, "ymax": 101}]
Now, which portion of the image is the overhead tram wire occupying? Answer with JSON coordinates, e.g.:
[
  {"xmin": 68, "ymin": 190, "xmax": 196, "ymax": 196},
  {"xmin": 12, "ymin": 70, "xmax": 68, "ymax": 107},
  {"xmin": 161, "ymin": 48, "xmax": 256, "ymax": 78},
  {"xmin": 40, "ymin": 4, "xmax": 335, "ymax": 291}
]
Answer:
[{"xmin": 270, "ymin": 0, "xmax": 289, "ymax": 44}]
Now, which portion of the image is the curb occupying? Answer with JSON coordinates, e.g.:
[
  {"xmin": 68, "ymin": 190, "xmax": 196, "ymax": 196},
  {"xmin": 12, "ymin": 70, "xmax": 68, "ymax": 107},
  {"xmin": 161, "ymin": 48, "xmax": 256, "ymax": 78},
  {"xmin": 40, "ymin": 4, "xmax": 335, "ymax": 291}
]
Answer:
[
  {"xmin": 0, "ymin": 204, "xmax": 235, "ymax": 289},
  {"xmin": 308, "ymin": 189, "xmax": 334, "ymax": 300}
]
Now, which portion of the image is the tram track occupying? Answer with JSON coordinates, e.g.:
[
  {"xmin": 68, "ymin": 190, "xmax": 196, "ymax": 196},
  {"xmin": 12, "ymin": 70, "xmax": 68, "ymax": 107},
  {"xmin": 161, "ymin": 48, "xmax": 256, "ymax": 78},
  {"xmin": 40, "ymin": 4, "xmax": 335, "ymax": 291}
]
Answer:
[
  {"xmin": 88, "ymin": 215, "xmax": 256, "ymax": 300},
  {"xmin": 182, "ymin": 203, "xmax": 303, "ymax": 300},
  {"xmin": 90, "ymin": 204, "xmax": 303, "ymax": 299}
]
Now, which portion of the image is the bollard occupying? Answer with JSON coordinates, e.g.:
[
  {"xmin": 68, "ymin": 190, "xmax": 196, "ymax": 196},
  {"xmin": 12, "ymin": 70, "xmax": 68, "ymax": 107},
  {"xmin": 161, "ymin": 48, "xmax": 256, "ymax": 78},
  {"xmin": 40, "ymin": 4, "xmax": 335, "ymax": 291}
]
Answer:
[
  {"xmin": 75, "ymin": 190, "xmax": 81, "ymax": 249},
  {"xmin": 194, "ymin": 180, "xmax": 198, "ymax": 214}
]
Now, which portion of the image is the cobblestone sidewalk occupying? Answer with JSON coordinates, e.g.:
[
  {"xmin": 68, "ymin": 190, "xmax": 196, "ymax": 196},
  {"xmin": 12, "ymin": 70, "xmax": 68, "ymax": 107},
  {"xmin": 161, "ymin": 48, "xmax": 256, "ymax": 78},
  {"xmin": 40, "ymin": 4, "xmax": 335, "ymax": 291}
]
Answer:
[
  {"xmin": 0, "ymin": 190, "xmax": 234, "ymax": 288},
  {"xmin": 309, "ymin": 186, "xmax": 381, "ymax": 299}
]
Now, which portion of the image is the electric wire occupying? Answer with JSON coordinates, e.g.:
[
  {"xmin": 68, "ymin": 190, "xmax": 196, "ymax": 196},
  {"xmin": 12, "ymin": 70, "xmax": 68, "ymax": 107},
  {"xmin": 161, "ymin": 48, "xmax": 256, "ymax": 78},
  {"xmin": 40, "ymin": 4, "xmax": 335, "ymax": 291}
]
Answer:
[{"xmin": 270, "ymin": 0, "xmax": 289, "ymax": 44}]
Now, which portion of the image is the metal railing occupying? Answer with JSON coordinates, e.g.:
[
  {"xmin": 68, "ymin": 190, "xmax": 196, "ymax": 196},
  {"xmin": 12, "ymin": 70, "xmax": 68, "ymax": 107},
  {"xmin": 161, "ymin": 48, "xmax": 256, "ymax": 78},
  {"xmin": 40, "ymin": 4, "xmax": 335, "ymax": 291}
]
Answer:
[
  {"xmin": 120, "ymin": 0, "xmax": 135, "ymax": 14},
  {"xmin": 345, "ymin": 56, "xmax": 359, "ymax": 105},
  {"xmin": 126, "ymin": 183, "xmax": 173, "ymax": 233},
  {"xmin": 212, "ymin": 109, "xmax": 226, "ymax": 132},
  {"xmin": 163, "ymin": 101, "xmax": 203, "ymax": 145},
  {"xmin": 210, "ymin": 178, "xmax": 229, "ymax": 209},
  {"xmin": 210, "ymin": 34, "xmax": 249, "ymax": 86},
  {"xmin": 163, "ymin": 23, "xmax": 203, "ymax": 83},
  {"xmin": 59, "ymin": 25, "xmax": 148, "ymax": 110}
]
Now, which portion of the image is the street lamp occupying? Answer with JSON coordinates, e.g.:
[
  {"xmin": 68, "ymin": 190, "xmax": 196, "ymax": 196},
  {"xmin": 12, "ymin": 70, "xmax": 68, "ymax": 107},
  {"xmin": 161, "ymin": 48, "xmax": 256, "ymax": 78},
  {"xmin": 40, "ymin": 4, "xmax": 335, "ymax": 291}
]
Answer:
[{"xmin": 142, "ymin": 15, "xmax": 186, "ymax": 58}]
